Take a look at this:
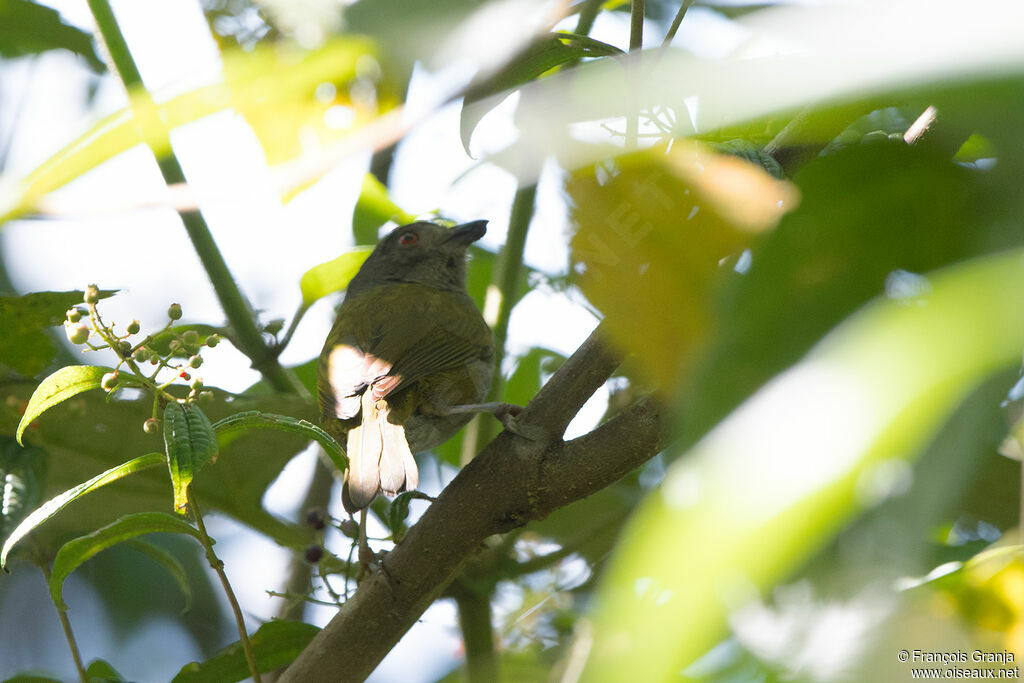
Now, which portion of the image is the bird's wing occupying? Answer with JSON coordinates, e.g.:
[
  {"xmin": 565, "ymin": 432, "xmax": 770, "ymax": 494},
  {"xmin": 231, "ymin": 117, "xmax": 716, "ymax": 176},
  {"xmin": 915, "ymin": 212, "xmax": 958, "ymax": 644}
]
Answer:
[{"xmin": 320, "ymin": 284, "xmax": 491, "ymax": 419}]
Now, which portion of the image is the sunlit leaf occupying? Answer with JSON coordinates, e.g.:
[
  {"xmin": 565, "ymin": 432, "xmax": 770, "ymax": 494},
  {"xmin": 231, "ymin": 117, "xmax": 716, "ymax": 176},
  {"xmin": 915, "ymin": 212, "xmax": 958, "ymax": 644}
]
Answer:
[
  {"xmin": 352, "ymin": 173, "xmax": 416, "ymax": 245},
  {"xmin": 299, "ymin": 247, "xmax": 373, "ymax": 308},
  {"xmin": 0, "ymin": 37, "xmax": 378, "ymax": 223},
  {"xmin": 172, "ymin": 620, "xmax": 320, "ymax": 682},
  {"xmin": 212, "ymin": 410, "xmax": 346, "ymax": 473},
  {"xmin": 0, "ymin": 452, "xmax": 165, "ymax": 569},
  {"xmin": 568, "ymin": 143, "xmax": 796, "ymax": 390},
  {"xmin": 16, "ymin": 366, "xmax": 113, "ymax": 445},
  {"xmin": 164, "ymin": 403, "xmax": 218, "ymax": 514},
  {"xmin": 49, "ymin": 511, "xmax": 204, "ymax": 610},
  {"xmin": 583, "ymin": 248, "xmax": 1024, "ymax": 681}
]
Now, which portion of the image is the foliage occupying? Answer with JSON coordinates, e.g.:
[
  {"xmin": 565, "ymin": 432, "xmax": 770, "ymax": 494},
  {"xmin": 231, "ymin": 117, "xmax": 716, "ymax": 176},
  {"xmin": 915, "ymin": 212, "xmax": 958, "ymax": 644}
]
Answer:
[{"xmin": 0, "ymin": 0, "xmax": 1023, "ymax": 681}]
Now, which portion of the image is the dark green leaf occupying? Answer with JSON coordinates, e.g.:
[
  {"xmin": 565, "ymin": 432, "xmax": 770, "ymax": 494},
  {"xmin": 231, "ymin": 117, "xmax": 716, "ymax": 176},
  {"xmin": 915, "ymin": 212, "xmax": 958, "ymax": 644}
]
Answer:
[
  {"xmin": 0, "ymin": 290, "xmax": 114, "ymax": 376},
  {"xmin": 16, "ymin": 365, "xmax": 112, "ymax": 445},
  {"xmin": 1, "ymin": 453, "xmax": 165, "ymax": 569},
  {"xmin": 0, "ymin": 0, "xmax": 104, "ymax": 70},
  {"xmin": 164, "ymin": 403, "xmax": 218, "ymax": 514},
  {"xmin": 172, "ymin": 620, "xmax": 320, "ymax": 682},
  {"xmin": 387, "ymin": 490, "xmax": 433, "ymax": 541}
]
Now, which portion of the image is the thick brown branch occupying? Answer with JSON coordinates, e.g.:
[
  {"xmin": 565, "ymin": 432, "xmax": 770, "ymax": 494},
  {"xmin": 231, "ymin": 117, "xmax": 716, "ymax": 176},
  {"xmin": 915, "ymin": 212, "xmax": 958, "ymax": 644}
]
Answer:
[{"xmin": 279, "ymin": 330, "xmax": 667, "ymax": 683}]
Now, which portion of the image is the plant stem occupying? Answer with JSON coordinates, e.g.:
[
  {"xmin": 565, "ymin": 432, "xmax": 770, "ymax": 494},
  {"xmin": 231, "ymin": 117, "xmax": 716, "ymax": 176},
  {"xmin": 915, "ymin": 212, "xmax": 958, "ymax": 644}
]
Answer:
[
  {"xmin": 187, "ymin": 488, "xmax": 263, "ymax": 683},
  {"xmin": 452, "ymin": 582, "xmax": 498, "ymax": 683},
  {"xmin": 626, "ymin": 0, "xmax": 645, "ymax": 148},
  {"xmin": 37, "ymin": 560, "xmax": 88, "ymax": 683},
  {"xmin": 573, "ymin": 0, "xmax": 604, "ymax": 35},
  {"xmin": 462, "ymin": 183, "xmax": 537, "ymax": 461},
  {"xmin": 662, "ymin": 0, "xmax": 696, "ymax": 47},
  {"xmin": 85, "ymin": 0, "xmax": 303, "ymax": 396}
]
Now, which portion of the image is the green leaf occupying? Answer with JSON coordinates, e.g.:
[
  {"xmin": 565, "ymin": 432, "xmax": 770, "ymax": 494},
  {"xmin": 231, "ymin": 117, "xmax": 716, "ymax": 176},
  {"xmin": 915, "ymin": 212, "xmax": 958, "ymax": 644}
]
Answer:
[
  {"xmin": 0, "ymin": 0, "xmax": 104, "ymax": 70},
  {"xmin": 583, "ymin": 248, "xmax": 1024, "ymax": 681},
  {"xmin": 299, "ymin": 247, "xmax": 374, "ymax": 308},
  {"xmin": 50, "ymin": 511, "xmax": 203, "ymax": 610},
  {"xmin": 460, "ymin": 31, "xmax": 623, "ymax": 154},
  {"xmin": 16, "ymin": 365, "xmax": 113, "ymax": 445},
  {"xmin": 85, "ymin": 658, "xmax": 125, "ymax": 682},
  {"xmin": 353, "ymin": 173, "xmax": 415, "ymax": 245},
  {"xmin": 0, "ymin": 452, "xmax": 165, "ymax": 569},
  {"xmin": 0, "ymin": 437, "xmax": 47, "ymax": 539},
  {"xmin": 164, "ymin": 403, "xmax": 218, "ymax": 514},
  {"xmin": 386, "ymin": 490, "xmax": 433, "ymax": 542},
  {"xmin": 212, "ymin": 411, "xmax": 347, "ymax": 473},
  {"xmin": 172, "ymin": 620, "xmax": 321, "ymax": 682},
  {"xmin": 0, "ymin": 290, "xmax": 115, "ymax": 376},
  {"xmin": 2, "ymin": 675, "xmax": 64, "ymax": 682}
]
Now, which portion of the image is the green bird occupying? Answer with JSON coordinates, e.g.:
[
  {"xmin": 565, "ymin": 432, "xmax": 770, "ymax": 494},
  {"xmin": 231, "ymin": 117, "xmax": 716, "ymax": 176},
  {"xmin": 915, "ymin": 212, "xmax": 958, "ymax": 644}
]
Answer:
[{"xmin": 318, "ymin": 220, "xmax": 496, "ymax": 514}]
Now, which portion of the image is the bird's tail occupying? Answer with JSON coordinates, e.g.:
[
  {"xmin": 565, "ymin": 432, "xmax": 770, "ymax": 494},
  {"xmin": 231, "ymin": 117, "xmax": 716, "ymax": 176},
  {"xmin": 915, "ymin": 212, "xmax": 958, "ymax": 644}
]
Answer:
[{"xmin": 342, "ymin": 391, "xmax": 418, "ymax": 513}]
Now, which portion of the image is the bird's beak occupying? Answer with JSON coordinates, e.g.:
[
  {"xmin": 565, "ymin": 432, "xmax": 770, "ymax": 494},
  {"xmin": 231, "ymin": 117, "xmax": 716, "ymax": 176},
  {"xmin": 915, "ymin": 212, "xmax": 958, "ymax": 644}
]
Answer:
[{"xmin": 444, "ymin": 220, "xmax": 487, "ymax": 247}]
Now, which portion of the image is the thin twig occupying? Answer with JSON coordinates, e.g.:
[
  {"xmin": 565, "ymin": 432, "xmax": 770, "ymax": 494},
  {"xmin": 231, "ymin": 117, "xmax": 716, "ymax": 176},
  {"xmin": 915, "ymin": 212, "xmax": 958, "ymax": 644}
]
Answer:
[
  {"xmin": 188, "ymin": 489, "xmax": 263, "ymax": 683},
  {"xmin": 37, "ymin": 558, "xmax": 88, "ymax": 683},
  {"xmin": 662, "ymin": 0, "xmax": 697, "ymax": 47}
]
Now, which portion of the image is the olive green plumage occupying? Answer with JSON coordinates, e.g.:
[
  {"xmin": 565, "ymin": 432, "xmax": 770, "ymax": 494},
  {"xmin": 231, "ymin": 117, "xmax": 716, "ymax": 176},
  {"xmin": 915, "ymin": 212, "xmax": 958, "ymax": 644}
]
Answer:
[{"xmin": 317, "ymin": 221, "xmax": 494, "ymax": 512}]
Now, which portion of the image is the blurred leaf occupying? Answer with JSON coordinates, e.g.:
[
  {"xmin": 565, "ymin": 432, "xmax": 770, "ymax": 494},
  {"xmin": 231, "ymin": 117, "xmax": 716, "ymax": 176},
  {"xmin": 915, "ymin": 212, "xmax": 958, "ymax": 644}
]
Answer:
[
  {"xmin": 680, "ymin": 141, "xmax": 1023, "ymax": 450},
  {"xmin": 212, "ymin": 410, "xmax": 346, "ymax": 473},
  {"xmin": 352, "ymin": 173, "xmax": 415, "ymax": 245},
  {"xmin": 17, "ymin": 366, "xmax": 112, "ymax": 445},
  {"xmin": 460, "ymin": 31, "xmax": 623, "ymax": 154},
  {"xmin": 503, "ymin": 347, "xmax": 565, "ymax": 408},
  {"xmin": 0, "ymin": 0, "xmax": 104, "ymax": 70},
  {"xmin": 1, "ymin": 37, "xmax": 378, "ymax": 223},
  {"xmin": 504, "ymin": 1, "xmax": 1024, "ymax": 181},
  {"xmin": 583, "ymin": 248, "xmax": 1024, "ymax": 681},
  {"xmin": 299, "ymin": 247, "xmax": 373, "ymax": 308},
  {"xmin": 119, "ymin": 537, "xmax": 193, "ymax": 612},
  {"xmin": 1, "ymin": 452, "xmax": 165, "ymax": 569},
  {"xmin": 85, "ymin": 659, "xmax": 124, "ymax": 682},
  {"xmin": 49, "ymin": 511, "xmax": 203, "ymax": 610},
  {"xmin": 0, "ymin": 290, "xmax": 115, "ymax": 376},
  {"xmin": 172, "ymin": 620, "xmax": 320, "ymax": 682},
  {"xmin": 2, "ymin": 675, "xmax": 63, "ymax": 682},
  {"xmin": 0, "ymin": 437, "xmax": 46, "ymax": 539},
  {"xmin": 163, "ymin": 403, "xmax": 218, "ymax": 514},
  {"xmin": 82, "ymin": 532, "xmax": 225, "ymax": 651},
  {"xmin": 568, "ymin": 143, "xmax": 796, "ymax": 390}
]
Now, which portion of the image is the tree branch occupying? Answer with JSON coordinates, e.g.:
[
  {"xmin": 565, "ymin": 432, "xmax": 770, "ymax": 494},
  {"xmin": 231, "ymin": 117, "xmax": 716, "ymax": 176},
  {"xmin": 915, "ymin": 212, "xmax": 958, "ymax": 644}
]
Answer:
[{"xmin": 279, "ymin": 326, "xmax": 668, "ymax": 682}]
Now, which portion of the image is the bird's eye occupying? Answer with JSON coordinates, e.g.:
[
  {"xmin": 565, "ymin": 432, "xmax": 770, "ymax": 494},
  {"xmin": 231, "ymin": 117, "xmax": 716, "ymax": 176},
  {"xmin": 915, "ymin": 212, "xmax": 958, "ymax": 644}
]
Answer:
[{"xmin": 398, "ymin": 232, "xmax": 419, "ymax": 246}]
